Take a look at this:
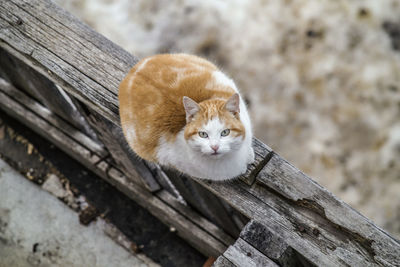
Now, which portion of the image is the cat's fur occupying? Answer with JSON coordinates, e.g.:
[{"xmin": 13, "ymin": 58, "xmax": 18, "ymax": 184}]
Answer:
[{"xmin": 119, "ymin": 54, "xmax": 254, "ymax": 180}]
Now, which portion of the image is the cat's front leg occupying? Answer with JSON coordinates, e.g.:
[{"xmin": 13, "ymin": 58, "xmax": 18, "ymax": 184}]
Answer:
[{"xmin": 247, "ymin": 146, "xmax": 255, "ymax": 165}]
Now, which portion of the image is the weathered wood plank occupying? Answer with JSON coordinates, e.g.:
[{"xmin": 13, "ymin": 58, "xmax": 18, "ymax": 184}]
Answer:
[
  {"xmin": 0, "ymin": 90, "xmax": 101, "ymax": 166},
  {"xmin": 105, "ymin": 168, "xmax": 227, "ymax": 257},
  {"xmin": 164, "ymin": 168, "xmax": 242, "ymax": 237},
  {"xmin": 240, "ymin": 220, "xmax": 313, "ymax": 267},
  {"xmin": 223, "ymin": 238, "xmax": 279, "ymax": 267},
  {"xmin": 197, "ymin": 155, "xmax": 400, "ymax": 266},
  {"xmin": 0, "ymin": 48, "xmax": 99, "ymax": 139},
  {"xmin": 255, "ymin": 153, "xmax": 400, "ymax": 266},
  {"xmin": 0, "ymin": 82, "xmax": 229, "ymax": 257},
  {"xmin": 197, "ymin": 179, "xmax": 354, "ymax": 266},
  {"xmin": 156, "ymin": 190, "xmax": 235, "ymax": 246},
  {"xmin": 0, "ymin": 0, "xmax": 134, "ymax": 123},
  {"xmin": 212, "ymin": 256, "xmax": 236, "ymax": 267},
  {"xmin": 0, "ymin": 77, "xmax": 106, "ymax": 157}
]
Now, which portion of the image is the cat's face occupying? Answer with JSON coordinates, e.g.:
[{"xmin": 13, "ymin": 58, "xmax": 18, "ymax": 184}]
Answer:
[{"xmin": 183, "ymin": 94, "xmax": 245, "ymax": 158}]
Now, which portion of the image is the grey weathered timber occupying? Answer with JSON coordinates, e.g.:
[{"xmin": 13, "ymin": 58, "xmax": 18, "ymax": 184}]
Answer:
[
  {"xmin": 240, "ymin": 220, "xmax": 313, "ymax": 266},
  {"xmin": 147, "ymin": 162, "xmax": 184, "ymax": 200},
  {"xmin": 0, "ymin": 0, "xmax": 135, "ymax": 123},
  {"xmin": 213, "ymin": 256, "xmax": 236, "ymax": 267},
  {"xmin": 0, "ymin": 79, "xmax": 230, "ymax": 257},
  {"xmin": 0, "ymin": 77, "xmax": 106, "ymax": 157},
  {"xmin": 1, "ymin": 0, "xmax": 400, "ymax": 265},
  {"xmin": 222, "ymin": 238, "xmax": 279, "ymax": 267},
  {"xmin": 0, "ymin": 48, "xmax": 99, "ymax": 140},
  {"xmin": 156, "ymin": 190, "xmax": 235, "ymax": 246},
  {"xmin": 198, "ymin": 157, "xmax": 400, "ymax": 266},
  {"xmin": 254, "ymin": 153, "xmax": 400, "ymax": 266}
]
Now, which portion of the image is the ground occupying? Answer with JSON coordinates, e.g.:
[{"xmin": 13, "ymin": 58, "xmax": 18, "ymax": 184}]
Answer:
[{"xmin": 0, "ymin": 159, "xmax": 154, "ymax": 267}]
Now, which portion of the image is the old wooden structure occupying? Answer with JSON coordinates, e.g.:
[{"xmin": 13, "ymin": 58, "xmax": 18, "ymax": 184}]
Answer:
[{"xmin": 1, "ymin": 1, "xmax": 399, "ymax": 266}]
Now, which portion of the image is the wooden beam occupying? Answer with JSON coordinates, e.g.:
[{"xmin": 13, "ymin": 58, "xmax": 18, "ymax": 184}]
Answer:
[
  {"xmin": 240, "ymin": 220, "xmax": 313, "ymax": 267},
  {"xmin": 213, "ymin": 256, "xmax": 236, "ymax": 267},
  {"xmin": 0, "ymin": 77, "xmax": 106, "ymax": 157},
  {"xmin": 197, "ymin": 156, "xmax": 400, "ymax": 266},
  {"xmin": 0, "ymin": 0, "xmax": 133, "ymax": 123}
]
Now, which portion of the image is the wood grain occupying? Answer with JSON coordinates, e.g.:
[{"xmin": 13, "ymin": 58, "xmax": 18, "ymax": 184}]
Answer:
[
  {"xmin": 0, "ymin": 77, "xmax": 106, "ymax": 157},
  {"xmin": 212, "ymin": 256, "xmax": 235, "ymax": 267},
  {"xmin": 223, "ymin": 238, "xmax": 279, "ymax": 267},
  {"xmin": 0, "ymin": 48, "xmax": 99, "ymax": 139},
  {"xmin": 197, "ymin": 154, "xmax": 400, "ymax": 266},
  {"xmin": 81, "ymin": 106, "xmax": 161, "ymax": 192},
  {"xmin": 0, "ymin": 0, "xmax": 135, "ymax": 123},
  {"xmin": 240, "ymin": 220, "xmax": 313, "ymax": 267},
  {"xmin": 164, "ymin": 168, "xmax": 242, "ymax": 237}
]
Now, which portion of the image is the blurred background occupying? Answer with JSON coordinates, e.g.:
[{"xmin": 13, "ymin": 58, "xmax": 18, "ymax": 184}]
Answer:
[{"xmin": 54, "ymin": 0, "xmax": 400, "ymax": 239}]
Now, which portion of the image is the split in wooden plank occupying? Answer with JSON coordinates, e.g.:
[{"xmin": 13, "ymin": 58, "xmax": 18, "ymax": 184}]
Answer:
[{"xmin": 239, "ymin": 138, "xmax": 273, "ymax": 185}]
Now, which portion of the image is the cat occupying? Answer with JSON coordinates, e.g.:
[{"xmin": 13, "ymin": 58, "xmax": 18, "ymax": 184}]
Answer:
[{"xmin": 119, "ymin": 54, "xmax": 254, "ymax": 180}]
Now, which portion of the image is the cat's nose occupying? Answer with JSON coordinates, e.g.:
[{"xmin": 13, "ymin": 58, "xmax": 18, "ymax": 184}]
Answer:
[{"xmin": 211, "ymin": 145, "xmax": 219, "ymax": 152}]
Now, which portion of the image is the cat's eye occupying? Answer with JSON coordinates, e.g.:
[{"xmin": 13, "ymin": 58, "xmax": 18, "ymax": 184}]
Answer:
[
  {"xmin": 221, "ymin": 129, "xmax": 230, "ymax": 137},
  {"xmin": 198, "ymin": 131, "xmax": 208, "ymax": 138}
]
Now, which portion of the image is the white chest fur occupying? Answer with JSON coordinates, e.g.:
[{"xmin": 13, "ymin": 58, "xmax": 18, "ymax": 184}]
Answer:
[{"xmin": 156, "ymin": 71, "xmax": 254, "ymax": 180}]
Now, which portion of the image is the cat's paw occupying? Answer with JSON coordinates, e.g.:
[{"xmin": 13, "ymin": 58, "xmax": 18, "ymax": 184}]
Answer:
[{"xmin": 247, "ymin": 147, "xmax": 255, "ymax": 165}]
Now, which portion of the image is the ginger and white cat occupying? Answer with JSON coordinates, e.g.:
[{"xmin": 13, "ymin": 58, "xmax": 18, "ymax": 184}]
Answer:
[{"xmin": 119, "ymin": 54, "xmax": 254, "ymax": 180}]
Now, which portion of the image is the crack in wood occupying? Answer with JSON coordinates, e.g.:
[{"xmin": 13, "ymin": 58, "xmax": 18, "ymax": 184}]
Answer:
[
  {"xmin": 246, "ymin": 151, "xmax": 274, "ymax": 185},
  {"xmin": 256, "ymin": 178, "xmax": 378, "ymax": 264}
]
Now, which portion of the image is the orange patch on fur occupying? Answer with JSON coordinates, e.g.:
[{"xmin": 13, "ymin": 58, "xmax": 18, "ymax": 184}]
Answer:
[
  {"xmin": 183, "ymin": 99, "xmax": 245, "ymax": 140},
  {"xmin": 119, "ymin": 54, "xmax": 243, "ymax": 161}
]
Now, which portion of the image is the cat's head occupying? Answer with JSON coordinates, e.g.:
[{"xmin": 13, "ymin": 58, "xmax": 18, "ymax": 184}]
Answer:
[{"xmin": 183, "ymin": 94, "xmax": 245, "ymax": 158}]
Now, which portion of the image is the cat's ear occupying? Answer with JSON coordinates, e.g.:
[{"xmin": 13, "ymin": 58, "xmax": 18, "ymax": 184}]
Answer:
[
  {"xmin": 225, "ymin": 93, "xmax": 240, "ymax": 115},
  {"xmin": 183, "ymin": 96, "xmax": 200, "ymax": 123}
]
